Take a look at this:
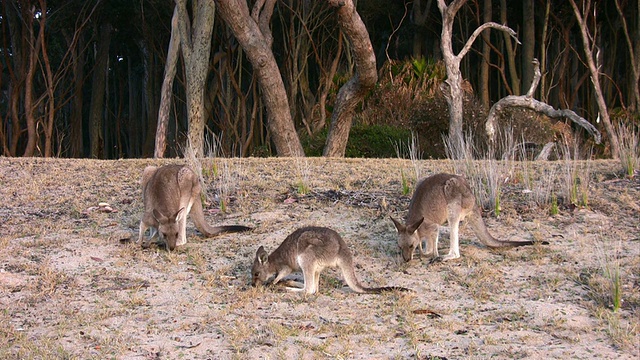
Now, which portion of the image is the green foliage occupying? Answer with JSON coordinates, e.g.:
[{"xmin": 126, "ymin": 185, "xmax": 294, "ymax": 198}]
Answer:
[
  {"xmin": 301, "ymin": 124, "xmax": 412, "ymax": 158},
  {"xmin": 609, "ymin": 267, "xmax": 622, "ymax": 312},
  {"xmin": 550, "ymin": 194, "xmax": 559, "ymax": 216},
  {"xmin": 296, "ymin": 181, "xmax": 310, "ymax": 195},
  {"xmin": 400, "ymin": 169, "xmax": 411, "ymax": 195},
  {"xmin": 411, "ymin": 57, "xmax": 429, "ymax": 78}
]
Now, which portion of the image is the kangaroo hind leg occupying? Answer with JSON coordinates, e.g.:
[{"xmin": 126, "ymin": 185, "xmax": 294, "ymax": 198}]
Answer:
[{"xmin": 441, "ymin": 204, "xmax": 462, "ymax": 261}]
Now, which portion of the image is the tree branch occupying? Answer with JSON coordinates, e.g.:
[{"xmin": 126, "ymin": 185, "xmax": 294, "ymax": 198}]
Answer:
[
  {"xmin": 525, "ymin": 58, "xmax": 540, "ymax": 98},
  {"xmin": 457, "ymin": 22, "xmax": 519, "ymax": 60},
  {"xmin": 485, "ymin": 59, "xmax": 602, "ymax": 146}
]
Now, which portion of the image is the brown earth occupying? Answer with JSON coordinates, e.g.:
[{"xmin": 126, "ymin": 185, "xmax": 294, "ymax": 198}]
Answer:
[{"xmin": 0, "ymin": 157, "xmax": 638, "ymax": 359}]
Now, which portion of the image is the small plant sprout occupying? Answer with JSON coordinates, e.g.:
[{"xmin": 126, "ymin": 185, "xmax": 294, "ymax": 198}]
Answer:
[
  {"xmin": 401, "ymin": 169, "xmax": 411, "ymax": 195},
  {"xmin": 550, "ymin": 194, "xmax": 559, "ymax": 215},
  {"xmin": 292, "ymin": 155, "xmax": 311, "ymax": 195},
  {"xmin": 394, "ymin": 132, "xmax": 422, "ymax": 195},
  {"xmin": 595, "ymin": 235, "xmax": 623, "ymax": 312}
]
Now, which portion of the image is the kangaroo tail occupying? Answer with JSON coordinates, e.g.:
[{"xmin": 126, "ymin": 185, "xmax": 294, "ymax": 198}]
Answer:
[
  {"xmin": 339, "ymin": 258, "xmax": 412, "ymax": 294},
  {"xmin": 202, "ymin": 225, "xmax": 252, "ymax": 237},
  {"xmin": 191, "ymin": 198, "xmax": 252, "ymax": 237},
  {"xmin": 361, "ymin": 286, "xmax": 412, "ymax": 294},
  {"xmin": 468, "ymin": 209, "xmax": 548, "ymax": 247}
]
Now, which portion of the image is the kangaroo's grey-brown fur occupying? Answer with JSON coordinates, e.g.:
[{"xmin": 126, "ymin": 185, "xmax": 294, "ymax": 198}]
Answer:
[
  {"xmin": 391, "ymin": 173, "xmax": 539, "ymax": 262},
  {"xmin": 138, "ymin": 164, "xmax": 250, "ymax": 250},
  {"xmin": 252, "ymin": 227, "xmax": 409, "ymax": 294}
]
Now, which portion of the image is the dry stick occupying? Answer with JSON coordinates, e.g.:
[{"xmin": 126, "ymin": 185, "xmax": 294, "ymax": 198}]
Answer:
[{"xmin": 485, "ymin": 59, "xmax": 602, "ymax": 149}]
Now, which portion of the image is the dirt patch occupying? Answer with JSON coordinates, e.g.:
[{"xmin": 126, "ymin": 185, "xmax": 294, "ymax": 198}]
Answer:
[{"xmin": 0, "ymin": 157, "xmax": 638, "ymax": 359}]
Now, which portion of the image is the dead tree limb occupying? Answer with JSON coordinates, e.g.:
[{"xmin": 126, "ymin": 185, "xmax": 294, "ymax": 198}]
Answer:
[{"xmin": 485, "ymin": 59, "xmax": 601, "ymax": 145}]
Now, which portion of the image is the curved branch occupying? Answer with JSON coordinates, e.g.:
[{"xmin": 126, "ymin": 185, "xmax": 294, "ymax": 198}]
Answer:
[
  {"xmin": 525, "ymin": 59, "xmax": 540, "ymax": 98},
  {"xmin": 485, "ymin": 96, "xmax": 601, "ymax": 145},
  {"xmin": 485, "ymin": 61, "xmax": 601, "ymax": 145},
  {"xmin": 457, "ymin": 22, "xmax": 519, "ymax": 60}
]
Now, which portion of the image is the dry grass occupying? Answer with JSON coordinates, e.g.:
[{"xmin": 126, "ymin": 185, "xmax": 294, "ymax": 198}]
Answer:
[{"xmin": 0, "ymin": 157, "xmax": 638, "ymax": 359}]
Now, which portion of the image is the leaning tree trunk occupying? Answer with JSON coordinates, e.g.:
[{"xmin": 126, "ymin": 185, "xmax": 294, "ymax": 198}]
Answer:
[
  {"xmin": 322, "ymin": 0, "xmax": 377, "ymax": 157},
  {"xmin": 499, "ymin": 0, "xmax": 520, "ymax": 96},
  {"xmin": 216, "ymin": 0, "xmax": 304, "ymax": 157},
  {"xmin": 155, "ymin": 7, "xmax": 180, "ymax": 159},
  {"xmin": 569, "ymin": 0, "xmax": 620, "ymax": 159},
  {"xmin": 479, "ymin": 0, "xmax": 492, "ymax": 109}
]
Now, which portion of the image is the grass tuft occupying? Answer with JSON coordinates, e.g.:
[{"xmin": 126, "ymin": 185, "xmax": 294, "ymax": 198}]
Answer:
[{"xmin": 613, "ymin": 121, "xmax": 639, "ymax": 177}]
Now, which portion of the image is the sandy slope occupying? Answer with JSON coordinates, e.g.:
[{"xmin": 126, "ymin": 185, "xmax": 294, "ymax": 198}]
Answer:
[{"xmin": 0, "ymin": 157, "xmax": 638, "ymax": 359}]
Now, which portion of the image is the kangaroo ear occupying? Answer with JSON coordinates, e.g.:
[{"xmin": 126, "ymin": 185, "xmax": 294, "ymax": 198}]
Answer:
[
  {"xmin": 407, "ymin": 217, "xmax": 424, "ymax": 234},
  {"xmin": 174, "ymin": 207, "xmax": 186, "ymax": 222},
  {"xmin": 390, "ymin": 216, "xmax": 405, "ymax": 232},
  {"xmin": 256, "ymin": 246, "xmax": 269, "ymax": 265},
  {"xmin": 152, "ymin": 209, "xmax": 167, "ymax": 223}
]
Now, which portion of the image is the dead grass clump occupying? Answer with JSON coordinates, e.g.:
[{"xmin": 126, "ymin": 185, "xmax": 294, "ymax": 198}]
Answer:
[
  {"xmin": 613, "ymin": 120, "xmax": 639, "ymax": 177},
  {"xmin": 448, "ymin": 262, "xmax": 504, "ymax": 302}
]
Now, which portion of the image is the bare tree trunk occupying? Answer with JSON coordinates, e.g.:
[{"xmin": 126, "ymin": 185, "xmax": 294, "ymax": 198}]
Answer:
[
  {"xmin": 314, "ymin": 33, "xmax": 343, "ymax": 134},
  {"xmin": 4, "ymin": 0, "xmax": 28, "ymax": 156},
  {"xmin": 128, "ymin": 60, "xmax": 142, "ymax": 157},
  {"xmin": 437, "ymin": 0, "xmax": 519, "ymax": 153},
  {"xmin": 411, "ymin": 0, "xmax": 433, "ymax": 58},
  {"xmin": 322, "ymin": 0, "xmax": 377, "ymax": 157},
  {"xmin": 88, "ymin": 22, "xmax": 112, "ymax": 159},
  {"xmin": 154, "ymin": 7, "xmax": 180, "ymax": 158},
  {"xmin": 569, "ymin": 0, "xmax": 620, "ymax": 159},
  {"xmin": 479, "ymin": 0, "xmax": 492, "ymax": 109},
  {"xmin": 499, "ymin": 0, "xmax": 520, "ymax": 96},
  {"xmin": 539, "ymin": 0, "xmax": 551, "ymax": 102},
  {"xmin": 23, "ymin": 4, "xmax": 40, "ymax": 157},
  {"xmin": 615, "ymin": 0, "xmax": 640, "ymax": 112},
  {"xmin": 140, "ymin": 40, "xmax": 158, "ymax": 157},
  {"xmin": 216, "ymin": 0, "xmax": 304, "ymax": 157},
  {"xmin": 174, "ymin": 0, "xmax": 215, "ymax": 158},
  {"xmin": 38, "ymin": 0, "xmax": 55, "ymax": 157},
  {"xmin": 68, "ymin": 32, "xmax": 85, "ymax": 157},
  {"xmin": 522, "ymin": 0, "xmax": 535, "ymax": 92}
]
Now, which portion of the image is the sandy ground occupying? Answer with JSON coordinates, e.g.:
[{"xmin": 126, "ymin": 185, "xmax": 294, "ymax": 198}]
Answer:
[{"xmin": 0, "ymin": 157, "xmax": 638, "ymax": 359}]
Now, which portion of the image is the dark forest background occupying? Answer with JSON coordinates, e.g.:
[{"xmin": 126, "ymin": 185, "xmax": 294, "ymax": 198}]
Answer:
[{"xmin": 1, "ymin": 0, "xmax": 638, "ymax": 159}]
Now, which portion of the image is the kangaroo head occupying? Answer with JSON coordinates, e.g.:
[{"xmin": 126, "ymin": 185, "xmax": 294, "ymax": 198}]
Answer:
[
  {"xmin": 251, "ymin": 246, "xmax": 272, "ymax": 287},
  {"xmin": 391, "ymin": 216, "xmax": 424, "ymax": 262},
  {"xmin": 152, "ymin": 208, "xmax": 185, "ymax": 251}
]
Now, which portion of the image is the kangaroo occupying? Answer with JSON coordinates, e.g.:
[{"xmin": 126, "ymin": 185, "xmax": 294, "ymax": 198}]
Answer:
[
  {"xmin": 138, "ymin": 164, "xmax": 251, "ymax": 251},
  {"xmin": 391, "ymin": 173, "xmax": 540, "ymax": 262},
  {"xmin": 251, "ymin": 227, "xmax": 410, "ymax": 294}
]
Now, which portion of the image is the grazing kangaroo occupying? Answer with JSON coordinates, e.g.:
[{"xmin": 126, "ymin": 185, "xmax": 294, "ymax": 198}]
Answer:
[
  {"xmin": 391, "ymin": 173, "xmax": 539, "ymax": 262},
  {"xmin": 252, "ymin": 227, "xmax": 410, "ymax": 294},
  {"xmin": 138, "ymin": 164, "xmax": 251, "ymax": 251}
]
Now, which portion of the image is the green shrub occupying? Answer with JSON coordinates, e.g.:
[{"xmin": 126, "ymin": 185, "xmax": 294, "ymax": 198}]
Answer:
[{"xmin": 301, "ymin": 124, "xmax": 412, "ymax": 158}]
